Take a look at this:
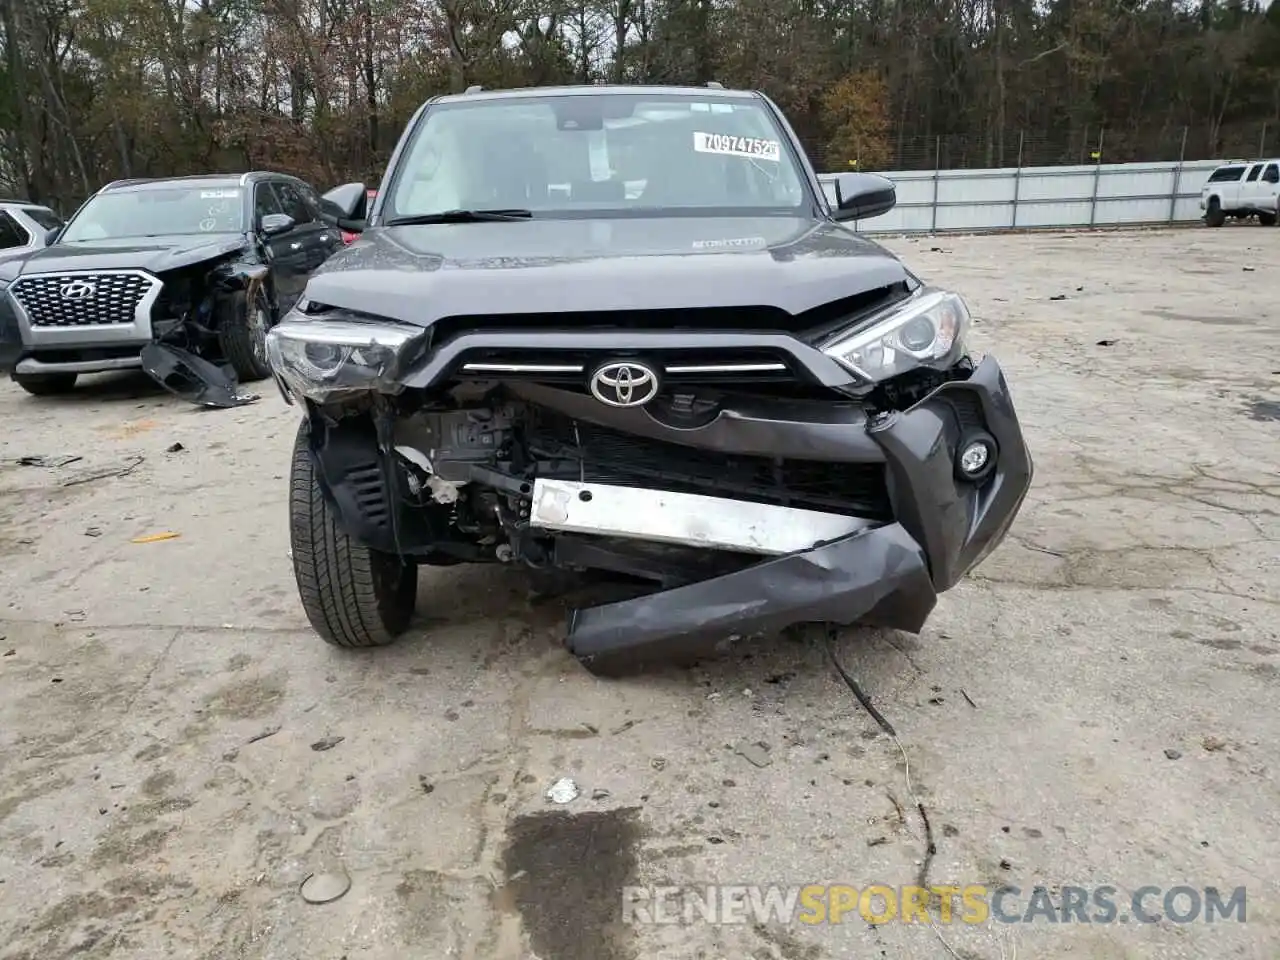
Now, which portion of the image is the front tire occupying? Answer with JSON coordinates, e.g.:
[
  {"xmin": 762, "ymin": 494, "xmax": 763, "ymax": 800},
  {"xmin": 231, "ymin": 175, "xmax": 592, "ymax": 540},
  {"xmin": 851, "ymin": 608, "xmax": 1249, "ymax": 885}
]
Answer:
[
  {"xmin": 289, "ymin": 418, "xmax": 417, "ymax": 648},
  {"xmin": 218, "ymin": 289, "xmax": 274, "ymax": 382},
  {"xmin": 1205, "ymin": 198, "xmax": 1226, "ymax": 228},
  {"xmin": 13, "ymin": 372, "xmax": 77, "ymax": 396}
]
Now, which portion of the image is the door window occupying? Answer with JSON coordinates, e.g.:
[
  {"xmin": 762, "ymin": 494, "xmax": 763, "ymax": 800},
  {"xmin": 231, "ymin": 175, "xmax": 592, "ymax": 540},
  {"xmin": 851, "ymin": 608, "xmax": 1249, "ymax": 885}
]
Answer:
[
  {"xmin": 255, "ymin": 182, "xmax": 284, "ymax": 224},
  {"xmin": 1264, "ymin": 164, "xmax": 1279, "ymax": 184},
  {"xmin": 295, "ymin": 182, "xmax": 327, "ymax": 222},
  {"xmin": 272, "ymin": 182, "xmax": 315, "ymax": 224},
  {"xmin": 1246, "ymin": 165, "xmax": 1262, "ymax": 182},
  {"xmin": 0, "ymin": 213, "xmax": 28, "ymax": 249}
]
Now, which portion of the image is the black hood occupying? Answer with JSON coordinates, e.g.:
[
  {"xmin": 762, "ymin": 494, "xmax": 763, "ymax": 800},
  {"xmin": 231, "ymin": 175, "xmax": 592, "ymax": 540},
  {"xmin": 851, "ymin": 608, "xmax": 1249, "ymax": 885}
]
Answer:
[
  {"xmin": 303, "ymin": 216, "xmax": 911, "ymax": 325},
  {"xmin": 0, "ymin": 234, "xmax": 247, "ymax": 281}
]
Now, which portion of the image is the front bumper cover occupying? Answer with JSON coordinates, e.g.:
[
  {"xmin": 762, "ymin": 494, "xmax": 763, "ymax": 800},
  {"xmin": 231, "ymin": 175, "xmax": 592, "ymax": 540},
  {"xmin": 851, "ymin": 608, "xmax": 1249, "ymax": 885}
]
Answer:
[
  {"xmin": 305, "ymin": 353, "xmax": 1033, "ymax": 671},
  {"xmin": 561, "ymin": 354, "xmax": 1032, "ymax": 671}
]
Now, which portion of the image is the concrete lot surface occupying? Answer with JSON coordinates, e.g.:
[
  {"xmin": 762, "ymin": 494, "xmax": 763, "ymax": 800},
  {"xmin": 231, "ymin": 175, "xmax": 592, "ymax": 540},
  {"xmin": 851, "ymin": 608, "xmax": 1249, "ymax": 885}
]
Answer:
[{"xmin": 0, "ymin": 227, "xmax": 1277, "ymax": 960}]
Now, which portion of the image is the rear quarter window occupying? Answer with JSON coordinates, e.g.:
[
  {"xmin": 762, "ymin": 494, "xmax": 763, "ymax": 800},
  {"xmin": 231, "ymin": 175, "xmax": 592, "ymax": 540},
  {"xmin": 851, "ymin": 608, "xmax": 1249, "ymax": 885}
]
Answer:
[
  {"xmin": 1207, "ymin": 166, "xmax": 1245, "ymax": 183},
  {"xmin": 21, "ymin": 206, "xmax": 62, "ymax": 231},
  {"xmin": 0, "ymin": 213, "xmax": 28, "ymax": 249}
]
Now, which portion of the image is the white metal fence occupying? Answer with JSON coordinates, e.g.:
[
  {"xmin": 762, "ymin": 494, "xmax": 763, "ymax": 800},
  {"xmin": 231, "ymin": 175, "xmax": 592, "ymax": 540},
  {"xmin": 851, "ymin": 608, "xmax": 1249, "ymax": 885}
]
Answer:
[{"xmin": 823, "ymin": 159, "xmax": 1221, "ymax": 235}]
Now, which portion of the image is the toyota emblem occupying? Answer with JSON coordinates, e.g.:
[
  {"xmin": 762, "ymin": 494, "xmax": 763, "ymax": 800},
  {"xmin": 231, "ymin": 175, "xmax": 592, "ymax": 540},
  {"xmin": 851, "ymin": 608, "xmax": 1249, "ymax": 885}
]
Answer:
[
  {"xmin": 589, "ymin": 360, "xmax": 660, "ymax": 408},
  {"xmin": 59, "ymin": 279, "xmax": 98, "ymax": 301}
]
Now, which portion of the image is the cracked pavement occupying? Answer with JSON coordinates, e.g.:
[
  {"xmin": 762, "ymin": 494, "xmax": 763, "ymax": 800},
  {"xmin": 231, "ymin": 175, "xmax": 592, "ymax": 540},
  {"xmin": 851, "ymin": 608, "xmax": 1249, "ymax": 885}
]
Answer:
[{"xmin": 1, "ymin": 227, "xmax": 1277, "ymax": 959}]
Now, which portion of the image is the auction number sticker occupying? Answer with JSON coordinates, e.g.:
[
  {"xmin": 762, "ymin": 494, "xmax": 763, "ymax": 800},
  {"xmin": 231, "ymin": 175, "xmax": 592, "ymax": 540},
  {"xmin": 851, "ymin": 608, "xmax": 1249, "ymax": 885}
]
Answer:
[
  {"xmin": 693, "ymin": 132, "xmax": 781, "ymax": 161},
  {"xmin": 200, "ymin": 189, "xmax": 240, "ymax": 199}
]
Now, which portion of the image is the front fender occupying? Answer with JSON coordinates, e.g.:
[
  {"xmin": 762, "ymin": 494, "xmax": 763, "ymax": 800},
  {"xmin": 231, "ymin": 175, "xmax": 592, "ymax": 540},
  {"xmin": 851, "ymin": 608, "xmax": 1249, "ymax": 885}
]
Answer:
[{"xmin": 207, "ymin": 261, "xmax": 274, "ymax": 319}]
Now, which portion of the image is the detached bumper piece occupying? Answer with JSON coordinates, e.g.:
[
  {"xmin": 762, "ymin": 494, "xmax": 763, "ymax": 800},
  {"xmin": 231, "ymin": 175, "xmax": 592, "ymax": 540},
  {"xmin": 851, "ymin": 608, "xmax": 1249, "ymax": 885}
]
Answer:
[
  {"xmin": 567, "ymin": 524, "xmax": 935, "ymax": 671},
  {"xmin": 140, "ymin": 343, "xmax": 258, "ymax": 409},
  {"xmin": 561, "ymin": 355, "xmax": 1033, "ymax": 673}
]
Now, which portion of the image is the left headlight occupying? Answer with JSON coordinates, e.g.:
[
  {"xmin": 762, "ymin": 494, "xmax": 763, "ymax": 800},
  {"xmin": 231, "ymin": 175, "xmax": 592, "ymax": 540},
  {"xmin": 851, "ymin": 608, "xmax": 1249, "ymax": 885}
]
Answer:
[
  {"xmin": 265, "ymin": 315, "xmax": 424, "ymax": 403},
  {"xmin": 821, "ymin": 287, "xmax": 970, "ymax": 383}
]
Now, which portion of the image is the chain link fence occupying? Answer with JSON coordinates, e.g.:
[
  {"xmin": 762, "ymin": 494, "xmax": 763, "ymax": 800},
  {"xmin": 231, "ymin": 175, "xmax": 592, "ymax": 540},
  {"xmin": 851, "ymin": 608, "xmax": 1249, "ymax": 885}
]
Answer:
[{"xmin": 805, "ymin": 121, "xmax": 1280, "ymax": 173}]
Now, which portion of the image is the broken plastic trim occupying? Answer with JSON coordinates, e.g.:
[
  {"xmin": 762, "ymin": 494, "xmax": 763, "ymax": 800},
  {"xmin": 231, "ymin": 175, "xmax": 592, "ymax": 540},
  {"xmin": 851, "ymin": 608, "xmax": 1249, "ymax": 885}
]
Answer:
[
  {"xmin": 565, "ymin": 523, "xmax": 937, "ymax": 675},
  {"xmin": 140, "ymin": 342, "xmax": 259, "ymax": 409}
]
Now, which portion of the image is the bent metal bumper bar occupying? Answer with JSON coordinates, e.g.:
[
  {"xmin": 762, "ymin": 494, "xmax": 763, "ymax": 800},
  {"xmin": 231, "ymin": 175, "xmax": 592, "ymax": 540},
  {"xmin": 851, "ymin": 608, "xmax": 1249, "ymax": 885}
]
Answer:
[{"xmin": 528, "ymin": 479, "xmax": 877, "ymax": 556}]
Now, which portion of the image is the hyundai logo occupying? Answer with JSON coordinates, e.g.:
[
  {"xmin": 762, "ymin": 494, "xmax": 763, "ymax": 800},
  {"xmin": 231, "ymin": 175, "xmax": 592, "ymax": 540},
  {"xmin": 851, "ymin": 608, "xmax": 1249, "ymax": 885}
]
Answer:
[
  {"xmin": 589, "ymin": 360, "xmax": 659, "ymax": 408},
  {"xmin": 59, "ymin": 280, "xmax": 98, "ymax": 301}
]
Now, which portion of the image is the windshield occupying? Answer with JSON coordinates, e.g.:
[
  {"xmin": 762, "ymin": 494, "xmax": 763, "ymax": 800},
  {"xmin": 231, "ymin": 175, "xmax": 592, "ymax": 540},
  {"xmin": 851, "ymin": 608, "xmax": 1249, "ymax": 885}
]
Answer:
[
  {"xmin": 59, "ymin": 186, "xmax": 245, "ymax": 242},
  {"xmin": 385, "ymin": 92, "xmax": 810, "ymax": 220}
]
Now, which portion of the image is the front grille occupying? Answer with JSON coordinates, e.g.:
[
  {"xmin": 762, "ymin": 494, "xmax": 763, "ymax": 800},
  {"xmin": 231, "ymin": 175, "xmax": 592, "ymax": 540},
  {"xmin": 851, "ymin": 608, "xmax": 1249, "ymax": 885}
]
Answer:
[
  {"xmin": 452, "ymin": 347, "xmax": 801, "ymax": 391},
  {"xmin": 11, "ymin": 271, "xmax": 157, "ymax": 327},
  {"xmin": 526, "ymin": 414, "xmax": 891, "ymax": 520},
  {"xmin": 437, "ymin": 287, "xmax": 913, "ymax": 401}
]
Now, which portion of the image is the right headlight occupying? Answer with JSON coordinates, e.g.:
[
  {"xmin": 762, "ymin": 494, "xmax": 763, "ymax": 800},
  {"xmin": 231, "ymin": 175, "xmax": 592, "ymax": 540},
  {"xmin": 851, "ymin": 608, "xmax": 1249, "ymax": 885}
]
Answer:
[
  {"xmin": 265, "ymin": 313, "xmax": 424, "ymax": 403},
  {"xmin": 820, "ymin": 287, "xmax": 970, "ymax": 383}
]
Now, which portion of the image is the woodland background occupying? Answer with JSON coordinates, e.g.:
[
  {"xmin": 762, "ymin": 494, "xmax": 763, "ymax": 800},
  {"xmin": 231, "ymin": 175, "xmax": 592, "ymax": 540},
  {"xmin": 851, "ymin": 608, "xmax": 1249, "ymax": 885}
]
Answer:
[{"xmin": 4, "ymin": 0, "xmax": 1280, "ymax": 211}]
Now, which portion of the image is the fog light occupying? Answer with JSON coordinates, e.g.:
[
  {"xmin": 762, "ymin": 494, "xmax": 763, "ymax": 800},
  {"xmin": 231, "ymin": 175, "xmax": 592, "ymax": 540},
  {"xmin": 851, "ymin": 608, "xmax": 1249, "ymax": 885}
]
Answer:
[
  {"xmin": 961, "ymin": 442, "xmax": 989, "ymax": 472},
  {"xmin": 955, "ymin": 432, "xmax": 997, "ymax": 482}
]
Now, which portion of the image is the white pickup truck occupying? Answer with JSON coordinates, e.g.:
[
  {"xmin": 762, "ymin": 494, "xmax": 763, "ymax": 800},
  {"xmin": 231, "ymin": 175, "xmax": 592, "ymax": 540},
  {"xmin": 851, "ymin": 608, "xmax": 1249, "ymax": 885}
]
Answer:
[{"xmin": 1200, "ymin": 158, "xmax": 1280, "ymax": 227}]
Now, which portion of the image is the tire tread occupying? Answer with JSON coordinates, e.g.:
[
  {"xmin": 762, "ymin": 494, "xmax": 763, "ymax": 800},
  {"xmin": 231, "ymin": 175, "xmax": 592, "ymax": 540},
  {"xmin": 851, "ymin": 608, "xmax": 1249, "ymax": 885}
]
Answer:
[
  {"xmin": 289, "ymin": 420, "xmax": 412, "ymax": 648},
  {"xmin": 219, "ymin": 290, "xmax": 273, "ymax": 382}
]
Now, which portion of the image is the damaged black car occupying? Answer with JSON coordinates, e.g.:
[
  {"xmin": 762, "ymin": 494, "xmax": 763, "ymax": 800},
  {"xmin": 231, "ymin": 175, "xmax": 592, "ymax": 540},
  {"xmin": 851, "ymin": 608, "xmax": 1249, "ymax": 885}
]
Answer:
[
  {"xmin": 267, "ymin": 84, "xmax": 1034, "ymax": 673},
  {"xmin": 0, "ymin": 172, "xmax": 343, "ymax": 405}
]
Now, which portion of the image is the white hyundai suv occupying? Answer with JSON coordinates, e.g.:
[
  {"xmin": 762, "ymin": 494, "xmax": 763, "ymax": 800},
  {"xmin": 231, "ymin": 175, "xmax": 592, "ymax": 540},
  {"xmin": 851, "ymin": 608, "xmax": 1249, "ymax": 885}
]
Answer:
[
  {"xmin": 0, "ymin": 201, "xmax": 64, "ymax": 260},
  {"xmin": 1200, "ymin": 159, "xmax": 1280, "ymax": 227}
]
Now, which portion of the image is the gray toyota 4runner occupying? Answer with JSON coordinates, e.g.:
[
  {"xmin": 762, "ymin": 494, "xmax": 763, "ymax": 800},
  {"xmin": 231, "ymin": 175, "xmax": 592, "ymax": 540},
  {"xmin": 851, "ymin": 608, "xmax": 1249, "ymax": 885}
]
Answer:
[{"xmin": 266, "ymin": 84, "xmax": 1034, "ymax": 674}]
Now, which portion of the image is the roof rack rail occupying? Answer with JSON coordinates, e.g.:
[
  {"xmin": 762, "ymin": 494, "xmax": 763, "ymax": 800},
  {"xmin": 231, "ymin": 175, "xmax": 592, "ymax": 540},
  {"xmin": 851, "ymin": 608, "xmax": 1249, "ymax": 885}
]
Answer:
[
  {"xmin": 465, "ymin": 85, "xmax": 483, "ymax": 94},
  {"xmin": 706, "ymin": 81, "xmax": 724, "ymax": 89}
]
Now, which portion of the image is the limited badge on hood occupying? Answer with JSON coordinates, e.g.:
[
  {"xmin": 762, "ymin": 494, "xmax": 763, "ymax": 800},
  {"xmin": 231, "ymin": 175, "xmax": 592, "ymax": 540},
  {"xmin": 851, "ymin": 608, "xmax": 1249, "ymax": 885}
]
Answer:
[{"xmin": 691, "ymin": 237, "xmax": 768, "ymax": 250}]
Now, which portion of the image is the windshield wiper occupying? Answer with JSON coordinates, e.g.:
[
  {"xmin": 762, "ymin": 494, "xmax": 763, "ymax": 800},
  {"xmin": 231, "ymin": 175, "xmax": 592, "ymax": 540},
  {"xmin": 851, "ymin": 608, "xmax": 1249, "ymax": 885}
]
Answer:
[{"xmin": 386, "ymin": 209, "xmax": 533, "ymax": 226}]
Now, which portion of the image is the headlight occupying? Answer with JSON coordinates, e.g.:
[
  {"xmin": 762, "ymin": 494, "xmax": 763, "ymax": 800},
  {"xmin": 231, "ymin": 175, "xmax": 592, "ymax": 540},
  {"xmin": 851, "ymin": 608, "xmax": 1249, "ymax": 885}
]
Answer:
[
  {"xmin": 821, "ymin": 287, "xmax": 970, "ymax": 383},
  {"xmin": 265, "ymin": 315, "xmax": 423, "ymax": 402}
]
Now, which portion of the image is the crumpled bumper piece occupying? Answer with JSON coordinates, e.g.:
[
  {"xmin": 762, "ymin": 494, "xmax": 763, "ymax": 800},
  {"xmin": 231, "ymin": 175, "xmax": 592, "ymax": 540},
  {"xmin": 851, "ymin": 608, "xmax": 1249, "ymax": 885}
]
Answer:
[
  {"xmin": 562, "ymin": 354, "xmax": 1032, "ymax": 673},
  {"xmin": 140, "ymin": 342, "xmax": 259, "ymax": 409},
  {"xmin": 873, "ymin": 353, "xmax": 1033, "ymax": 592},
  {"xmin": 565, "ymin": 523, "xmax": 935, "ymax": 672}
]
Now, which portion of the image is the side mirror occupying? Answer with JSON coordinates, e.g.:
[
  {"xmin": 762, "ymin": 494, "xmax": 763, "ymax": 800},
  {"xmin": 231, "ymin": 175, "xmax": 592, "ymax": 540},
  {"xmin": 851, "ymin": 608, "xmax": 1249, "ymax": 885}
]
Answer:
[
  {"xmin": 826, "ymin": 172, "xmax": 897, "ymax": 223},
  {"xmin": 322, "ymin": 182, "xmax": 368, "ymax": 221},
  {"xmin": 260, "ymin": 212, "xmax": 295, "ymax": 236}
]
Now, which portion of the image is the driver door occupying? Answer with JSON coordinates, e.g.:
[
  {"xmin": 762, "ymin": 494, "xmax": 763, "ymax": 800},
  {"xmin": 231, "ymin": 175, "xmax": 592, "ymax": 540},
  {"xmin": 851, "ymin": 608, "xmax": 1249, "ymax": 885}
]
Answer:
[
  {"xmin": 1262, "ymin": 163, "xmax": 1280, "ymax": 214},
  {"xmin": 256, "ymin": 180, "xmax": 309, "ymax": 313}
]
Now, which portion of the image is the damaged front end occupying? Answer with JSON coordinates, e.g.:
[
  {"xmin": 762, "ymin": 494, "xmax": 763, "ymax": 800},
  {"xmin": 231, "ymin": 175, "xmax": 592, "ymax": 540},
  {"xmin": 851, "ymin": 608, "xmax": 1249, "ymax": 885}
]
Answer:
[
  {"xmin": 268, "ymin": 284, "xmax": 1034, "ymax": 673},
  {"xmin": 0, "ymin": 253, "xmax": 267, "ymax": 407},
  {"xmin": 139, "ymin": 259, "xmax": 268, "ymax": 408}
]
